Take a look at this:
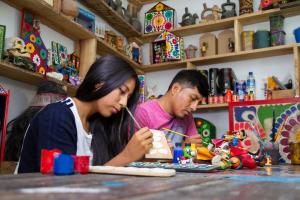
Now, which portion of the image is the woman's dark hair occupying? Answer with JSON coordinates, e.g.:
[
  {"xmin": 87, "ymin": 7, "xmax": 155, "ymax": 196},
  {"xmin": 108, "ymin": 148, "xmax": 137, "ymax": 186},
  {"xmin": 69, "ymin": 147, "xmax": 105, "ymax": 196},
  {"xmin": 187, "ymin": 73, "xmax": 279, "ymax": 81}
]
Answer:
[
  {"xmin": 75, "ymin": 55, "xmax": 140, "ymax": 165},
  {"xmin": 4, "ymin": 81, "xmax": 67, "ymax": 161},
  {"xmin": 167, "ymin": 70, "xmax": 209, "ymax": 97}
]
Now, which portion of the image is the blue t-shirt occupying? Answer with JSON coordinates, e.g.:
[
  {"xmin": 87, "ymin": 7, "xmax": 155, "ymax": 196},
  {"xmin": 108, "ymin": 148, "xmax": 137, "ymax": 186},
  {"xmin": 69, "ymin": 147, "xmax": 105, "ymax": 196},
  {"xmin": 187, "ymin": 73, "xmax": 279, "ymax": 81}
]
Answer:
[{"xmin": 17, "ymin": 98, "xmax": 89, "ymax": 173}]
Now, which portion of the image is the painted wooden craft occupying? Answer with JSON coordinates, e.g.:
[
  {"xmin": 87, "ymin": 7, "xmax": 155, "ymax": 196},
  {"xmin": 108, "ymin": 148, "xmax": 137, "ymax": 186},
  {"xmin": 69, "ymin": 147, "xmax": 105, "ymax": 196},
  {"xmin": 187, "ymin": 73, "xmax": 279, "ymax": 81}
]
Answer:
[
  {"xmin": 218, "ymin": 29, "xmax": 235, "ymax": 54},
  {"xmin": 144, "ymin": 2, "xmax": 175, "ymax": 34},
  {"xmin": 199, "ymin": 33, "xmax": 217, "ymax": 57},
  {"xmin": 229, "ymin": 98, "xmax": 300, "ymax": 163},
  {"xmin": 20, "ymin": 10, "xmax": 48, "ymax": 74},
  {"xmin": 145, "ymin": 129, "xmax": 173, "ymax": 160}
]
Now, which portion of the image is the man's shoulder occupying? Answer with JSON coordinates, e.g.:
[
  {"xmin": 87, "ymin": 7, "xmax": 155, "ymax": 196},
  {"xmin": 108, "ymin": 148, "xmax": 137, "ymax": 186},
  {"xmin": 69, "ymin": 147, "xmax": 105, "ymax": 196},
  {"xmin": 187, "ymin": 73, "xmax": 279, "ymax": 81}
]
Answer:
[{"xmin": 137, "ymin": 99, "xmax": 158, "ymax": 110}]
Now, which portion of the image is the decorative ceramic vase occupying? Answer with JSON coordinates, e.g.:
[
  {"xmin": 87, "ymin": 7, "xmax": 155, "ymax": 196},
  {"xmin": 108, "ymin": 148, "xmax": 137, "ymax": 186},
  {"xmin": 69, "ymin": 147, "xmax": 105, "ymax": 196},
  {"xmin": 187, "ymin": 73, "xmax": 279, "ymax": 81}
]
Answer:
[
  {"xmin": 239, "ymin": 0, "xmax": 253, "ymax": 15},
  {"xmin": 254, "ymin": 30, "xmax": 270, "ymax": 49}
]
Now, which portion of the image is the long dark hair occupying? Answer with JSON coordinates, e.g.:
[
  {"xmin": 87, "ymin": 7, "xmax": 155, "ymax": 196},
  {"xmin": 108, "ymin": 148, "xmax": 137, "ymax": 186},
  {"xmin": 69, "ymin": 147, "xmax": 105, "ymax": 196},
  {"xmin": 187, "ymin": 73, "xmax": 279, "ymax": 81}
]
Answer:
[
  {"xmin": 75, "ymin": 55, "xmax": 140, "ymax": 165},
  {"xmin": 4, "ymin": 81, "xmax": 67, "ymax": 161}
]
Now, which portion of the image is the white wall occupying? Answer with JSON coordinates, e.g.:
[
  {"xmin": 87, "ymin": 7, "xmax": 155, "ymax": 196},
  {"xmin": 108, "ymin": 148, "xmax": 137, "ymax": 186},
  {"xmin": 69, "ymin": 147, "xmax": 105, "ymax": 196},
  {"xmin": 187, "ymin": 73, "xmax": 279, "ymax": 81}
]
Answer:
[{"xmin": 140, "ymin": 0, "xmax": 300, "ymax": 137}]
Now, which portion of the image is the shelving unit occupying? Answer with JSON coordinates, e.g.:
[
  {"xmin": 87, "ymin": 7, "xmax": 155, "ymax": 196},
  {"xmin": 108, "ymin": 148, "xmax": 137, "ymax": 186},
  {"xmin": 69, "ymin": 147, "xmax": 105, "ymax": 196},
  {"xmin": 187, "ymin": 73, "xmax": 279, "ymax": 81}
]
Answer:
[
  {"xmin": 81, "ymin": 0, "xmax": 141, "ymax": 38},
  {"xmin": 142, "ymin": 44, "xmax": 299, "ymax": 72},
  {"xmin": 141, "ymin": 7, "xmax": 300, "ymax": 43},
  {"xmin": 0, "ymin": 61, "xmax": 77, "ymax": 96},
  {"xmin": 0, "ymin": 0, "xmax": 144, "ymax": 93},
  {"xmin": 196, "ymin": 103, "xmax": 228, "ymax": 111}
]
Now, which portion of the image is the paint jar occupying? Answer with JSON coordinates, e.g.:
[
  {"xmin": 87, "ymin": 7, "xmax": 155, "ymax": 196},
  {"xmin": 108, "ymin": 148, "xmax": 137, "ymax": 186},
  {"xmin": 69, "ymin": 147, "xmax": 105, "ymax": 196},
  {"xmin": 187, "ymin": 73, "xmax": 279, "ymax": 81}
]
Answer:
[
  {"xmin": 290, "ymin": 142, "xmax": 300, "ymax": 165},
  {"xmin": 53, "ymin": 153, "xmax": 74, "ymax": 175},
  {"xmin": 40, "ymin": 149, "xmax": 61, "ymax": 174},
  {"xmin": 74, "ymin": 155, "xmax": 90, "ymax": 174},
  {"xmin": 173, "ymin": 143, "xmax": 183, "ymax": 164},
  {"xmin": 294, "ymin": 27, "xmax": 300, "ymax": 43}
]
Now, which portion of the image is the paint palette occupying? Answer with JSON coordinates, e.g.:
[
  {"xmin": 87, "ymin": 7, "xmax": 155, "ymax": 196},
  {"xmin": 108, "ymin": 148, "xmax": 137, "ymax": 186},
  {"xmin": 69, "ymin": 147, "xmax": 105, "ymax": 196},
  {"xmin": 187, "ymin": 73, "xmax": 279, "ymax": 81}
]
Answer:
[
  {"xmin": 89, "ymin": 166, "xmax": 176, "ymax": 177},
  {"xmin": 128, "ymin": 162, "xmax": 218, "ymax": 173}
]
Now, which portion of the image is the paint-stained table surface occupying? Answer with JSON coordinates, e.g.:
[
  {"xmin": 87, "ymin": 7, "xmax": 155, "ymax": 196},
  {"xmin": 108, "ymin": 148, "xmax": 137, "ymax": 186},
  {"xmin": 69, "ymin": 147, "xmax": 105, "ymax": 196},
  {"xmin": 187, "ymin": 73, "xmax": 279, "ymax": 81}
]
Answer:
[{"xmin": 0, "ymin": 165, "xmax": 300, "ymax": 200}]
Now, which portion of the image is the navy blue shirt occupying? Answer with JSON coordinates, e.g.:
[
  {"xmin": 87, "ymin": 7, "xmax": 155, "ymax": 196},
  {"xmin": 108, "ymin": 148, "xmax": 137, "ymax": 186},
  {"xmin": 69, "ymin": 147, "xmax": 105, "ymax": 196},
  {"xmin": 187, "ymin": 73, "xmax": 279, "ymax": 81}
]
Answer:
[{"xmin": 18, "ymin": 99, "xmax": 77, "ymax": 173}]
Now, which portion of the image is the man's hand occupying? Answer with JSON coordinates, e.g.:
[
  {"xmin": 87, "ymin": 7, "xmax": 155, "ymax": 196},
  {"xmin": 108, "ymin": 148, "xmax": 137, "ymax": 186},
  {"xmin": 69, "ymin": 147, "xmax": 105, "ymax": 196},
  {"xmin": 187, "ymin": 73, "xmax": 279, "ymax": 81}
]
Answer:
[{"xmin": 184, "ymin": 134, "xmax": 202, "ymax": 147}]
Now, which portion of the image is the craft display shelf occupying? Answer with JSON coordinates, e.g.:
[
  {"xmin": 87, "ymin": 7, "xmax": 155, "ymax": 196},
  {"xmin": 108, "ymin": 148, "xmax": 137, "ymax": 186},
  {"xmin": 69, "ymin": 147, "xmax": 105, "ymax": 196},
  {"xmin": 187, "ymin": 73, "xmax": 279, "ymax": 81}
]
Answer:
[
  {"xmin": 142, "ymin": 43, "xmax": 299, "ymax": 72},
  {"xmin": 80, "ymin": 0, "xmax": 141, "ymax": 39},
  {"xmin": 196, "ymin": 103, "xmax": 228, "ymax": 111},
  {"xmin": 0, "ymin": 61, "xmax": 77, "ymax": 96},
  {"xmin": 1, "ymin": 0, "xmax": 144, "ymax": 91},
  {"xmin": 2, "ymin": 0, "xmax": 95, "ymax": 41},
  {"xmin": 141, "ymin": 7, "xmax": 300, "ymax": 43}
]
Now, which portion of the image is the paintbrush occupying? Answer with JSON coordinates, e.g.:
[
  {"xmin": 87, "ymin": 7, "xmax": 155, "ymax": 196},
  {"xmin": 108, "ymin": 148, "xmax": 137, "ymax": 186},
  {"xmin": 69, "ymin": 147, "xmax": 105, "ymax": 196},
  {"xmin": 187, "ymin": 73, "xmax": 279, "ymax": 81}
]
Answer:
[
  {"xmin": 161, "ymin": 127, "xmax": 190, "ymax": 138},
  {"xmin": 274, "ymin": 116, "xmax": 288, "ymax": 142},
  {"xmin": 123, "ymin": 105, "xmax": 142, "ymax": 129}
]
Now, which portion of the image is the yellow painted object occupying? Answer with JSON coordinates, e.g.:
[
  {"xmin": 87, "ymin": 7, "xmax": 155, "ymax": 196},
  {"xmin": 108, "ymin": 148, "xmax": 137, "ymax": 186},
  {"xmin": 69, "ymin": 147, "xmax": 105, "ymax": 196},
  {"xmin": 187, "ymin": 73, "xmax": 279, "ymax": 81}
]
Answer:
[{"xmin": 196, "ymin": 147, "xmax": 214, "ymax": 160}]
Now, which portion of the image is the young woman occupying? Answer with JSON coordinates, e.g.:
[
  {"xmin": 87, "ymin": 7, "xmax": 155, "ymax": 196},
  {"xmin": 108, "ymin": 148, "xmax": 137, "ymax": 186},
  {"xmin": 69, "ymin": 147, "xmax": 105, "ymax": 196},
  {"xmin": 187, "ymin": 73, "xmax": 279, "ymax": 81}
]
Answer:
[{"xmin": 17, "ymin": 55, "xmax": 153, "ymax": 173}]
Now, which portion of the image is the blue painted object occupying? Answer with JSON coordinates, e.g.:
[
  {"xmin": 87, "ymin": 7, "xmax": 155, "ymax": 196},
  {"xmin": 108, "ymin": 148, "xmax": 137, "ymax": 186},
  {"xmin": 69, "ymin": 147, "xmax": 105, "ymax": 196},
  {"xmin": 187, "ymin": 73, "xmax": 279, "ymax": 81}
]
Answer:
[
  {"xmin": 53, "ymin": 154, "xmax": 74, "ymax": 175},
  {"xmin": 294, "ymin": 27, "xmax": 300, "ymax": 43},
  {"xmin": 173, "ymin": 143, "xmax": 183, "ymax": 164}
]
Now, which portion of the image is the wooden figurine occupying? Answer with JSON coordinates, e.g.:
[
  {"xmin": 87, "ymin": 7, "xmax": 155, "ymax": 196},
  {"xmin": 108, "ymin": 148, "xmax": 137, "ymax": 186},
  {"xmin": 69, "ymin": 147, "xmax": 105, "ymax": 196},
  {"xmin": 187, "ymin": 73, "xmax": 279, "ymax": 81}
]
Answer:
[
  {"xmin": 179, "ymin": 7, "xmax": 199, "ymax": 26},
  {"xmin": 185, "ymin": 44, "xmax": 198, "ymax": 59},
  {"xmin": 201, "ymin": 3, "xmax": 222, "ymax": 22},
  {"xmin": 221, "ymin": 0, "xmax": 237, "ymax": 19},
  {"xmin": 200, "ymin": 33, "xmax": 217, "ymax": 57},
  {"xmin": 239, "ymin": 0, "xmax": 254, "ymax": 15},
  {"xmin": 105, "ymin": 30, "xmax": 117, "ymax": 48},
  {"xmin": 116, "ymin": 36, "xmax": 124, "ymax": 52},
  {"xmin": 145, "ymin": 129, "xmax": 173, "ymax": 160},
  {"xmin": 218, "ymin": 29, "xmax": 235, "ymax": 54},
  {"xmin": 200, "ymin": 42, "xmax": 208, "ymax": 57}
]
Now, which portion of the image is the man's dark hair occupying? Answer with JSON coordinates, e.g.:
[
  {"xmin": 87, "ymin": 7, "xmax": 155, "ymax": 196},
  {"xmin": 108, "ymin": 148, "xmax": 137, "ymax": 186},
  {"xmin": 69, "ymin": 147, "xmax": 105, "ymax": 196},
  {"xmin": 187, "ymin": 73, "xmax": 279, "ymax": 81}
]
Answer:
[{"xmin": 168, "ymin": 70, "xmax": 209, "ymax": 97}]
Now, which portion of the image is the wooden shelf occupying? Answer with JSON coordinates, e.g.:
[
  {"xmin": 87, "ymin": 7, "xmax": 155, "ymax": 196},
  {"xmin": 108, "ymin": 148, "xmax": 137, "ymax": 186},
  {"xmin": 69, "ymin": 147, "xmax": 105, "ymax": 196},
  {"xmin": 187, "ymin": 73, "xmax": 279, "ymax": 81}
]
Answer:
[
  {"xmin": 142, "ymin": 17, "xmax": 234, "ymax": 43},
  {"xmin": 81, "ymin": 0, "xmax": 141, "ymax": 38},
  {"xmin": 0, "ymin": 61, "xmax": 77, "ymax": 96},
  {"xmin": 97, "ymin": 39, "xmax": 144, "ymax": 74},
  {"xmin": 191, "ymin": 44, "xmax": 296, "ymax": 66},
  {"xmin": 142, "ymin": 44, "xmax": 298, "ymax": 72},
  {"xmin": 141, "ymin": 7, "xmax": 300, "ymax": 43},
  {"xmin": 196, "ymin": 103, "xmax": 228, "ymax": 111},
  {"xmin": 2, "ymin": 0, "xmax": 95, "ymax": 41}
]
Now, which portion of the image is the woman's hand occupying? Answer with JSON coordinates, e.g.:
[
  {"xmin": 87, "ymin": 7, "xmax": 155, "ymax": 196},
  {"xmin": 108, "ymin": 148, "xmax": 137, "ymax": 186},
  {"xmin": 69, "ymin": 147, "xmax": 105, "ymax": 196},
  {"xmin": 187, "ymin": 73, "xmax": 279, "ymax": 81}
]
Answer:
[
  {"xmin": 121, "ymin": 127, "xmax": 153, "ymax": 163},
  {"xmin": 184, "ymin": 134, "xmax": 202, "ymax": 147}
]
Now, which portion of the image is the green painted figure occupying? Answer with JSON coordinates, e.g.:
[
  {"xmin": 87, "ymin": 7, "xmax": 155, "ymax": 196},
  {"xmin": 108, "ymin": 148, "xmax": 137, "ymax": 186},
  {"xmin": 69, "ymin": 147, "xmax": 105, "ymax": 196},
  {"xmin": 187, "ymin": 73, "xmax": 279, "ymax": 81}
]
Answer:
[{"xmin": 194, "ymin": 118, "xmax": 216, "ymax": 147}]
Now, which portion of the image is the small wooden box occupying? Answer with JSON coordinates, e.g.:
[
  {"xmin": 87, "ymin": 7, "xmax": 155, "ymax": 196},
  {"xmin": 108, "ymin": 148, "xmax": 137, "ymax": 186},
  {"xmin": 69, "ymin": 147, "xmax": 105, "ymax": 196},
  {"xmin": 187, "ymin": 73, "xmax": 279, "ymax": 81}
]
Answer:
[{"xmin": 271, "ymin": 89, "xmax": 295, "ymax": 99}]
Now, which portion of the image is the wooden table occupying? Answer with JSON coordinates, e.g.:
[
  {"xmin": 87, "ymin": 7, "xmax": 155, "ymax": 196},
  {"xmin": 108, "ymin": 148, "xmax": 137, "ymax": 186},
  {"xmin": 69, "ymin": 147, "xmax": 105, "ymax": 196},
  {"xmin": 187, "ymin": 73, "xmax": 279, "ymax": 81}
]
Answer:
[{"xmin": 0, "ymin": 165, "xmax": 300, "ymax": 200}]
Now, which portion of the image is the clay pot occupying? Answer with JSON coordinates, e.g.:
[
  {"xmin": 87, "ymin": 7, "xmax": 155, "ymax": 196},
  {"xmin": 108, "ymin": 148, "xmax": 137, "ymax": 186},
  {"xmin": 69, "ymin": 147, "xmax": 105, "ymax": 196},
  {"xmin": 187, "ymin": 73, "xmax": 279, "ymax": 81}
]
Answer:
[{"xmin": 61, "ymin": 0, "xmax": 78, "ymax": 19}]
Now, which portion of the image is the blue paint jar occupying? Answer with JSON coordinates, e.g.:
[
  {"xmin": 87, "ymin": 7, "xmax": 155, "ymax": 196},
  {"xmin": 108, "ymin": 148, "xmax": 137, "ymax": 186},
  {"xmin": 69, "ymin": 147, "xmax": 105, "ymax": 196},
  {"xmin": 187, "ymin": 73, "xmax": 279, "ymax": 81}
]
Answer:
[
  {"xmin": 53, "ymin": 154, "xmax": 74, "ymax": 175},
  {"xmin": 294, "ymin": 27, "xmax": 300, "ymax": 43},
  {"xmin": 173, "ymin": 143, "xmax": 183, "ymax": 164}
]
